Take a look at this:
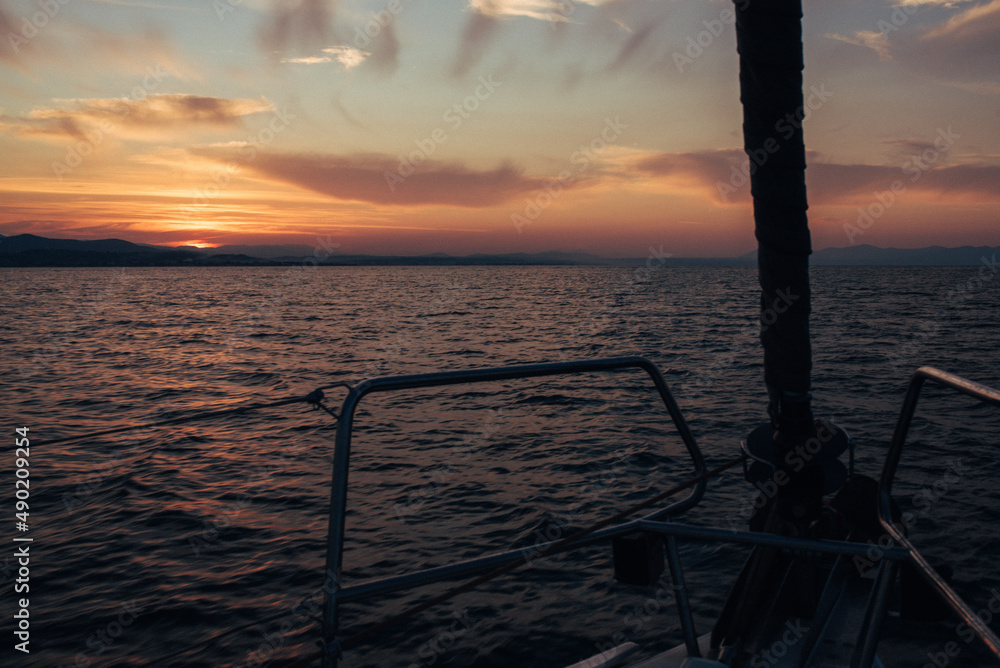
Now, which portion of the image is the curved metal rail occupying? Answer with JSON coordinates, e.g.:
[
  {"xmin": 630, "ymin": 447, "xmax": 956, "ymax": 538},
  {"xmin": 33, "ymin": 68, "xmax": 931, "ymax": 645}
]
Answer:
[
  {"xmin": 320, "ymin": 356, "xmax": 707, "ymax": 667},
  {"xmin": 317, "ymin": 362, "xmax": 1000, "ymax": 668},
  {"xmin": 872, "ymin": 366, "xmax": 1000, "ymax": 662}
]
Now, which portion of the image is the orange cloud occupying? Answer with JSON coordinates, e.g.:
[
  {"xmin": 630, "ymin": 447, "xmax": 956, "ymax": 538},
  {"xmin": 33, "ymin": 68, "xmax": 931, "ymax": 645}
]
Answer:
[{"xmin": 192, "ymin": 149, "xmax": 557, "ymax": 207}]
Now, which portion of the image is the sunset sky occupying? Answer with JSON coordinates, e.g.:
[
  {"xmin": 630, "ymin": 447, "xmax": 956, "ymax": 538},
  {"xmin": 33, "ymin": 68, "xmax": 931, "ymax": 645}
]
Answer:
[{"xmin": 1, "ymin": 0, "xmax": 997, "ymax": 257}]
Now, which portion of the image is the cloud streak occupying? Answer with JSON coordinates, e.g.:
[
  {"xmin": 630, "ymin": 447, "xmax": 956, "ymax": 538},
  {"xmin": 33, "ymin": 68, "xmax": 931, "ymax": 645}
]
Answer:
[
  {"xmin": 632, "ymin": 149, "xmax": 1000, "ymax": 205},
  {"xmin": 281, "ymin": 45, "xmax": 370, "ymax": 68},
  {"xmin": 193, "ymin": 149, "xmax": 554, "ymax": 207},
  {"xmin": 1, "ymin": 95, "xmax": 274, "ymax": 141},
  {"xmin": 452, "ymin": 8, "xmax": 501, "ymax": 78},
  {"xmin": 830, "ymin": 0, "xmax": 1000, "ymax": 87},
  {"xmin": 468, "ymin": 0, "xmax": 610, "ymax": 22},
  {"xmin": 259, "ymin": 0, "xmax": 338, "ymax": 57}
]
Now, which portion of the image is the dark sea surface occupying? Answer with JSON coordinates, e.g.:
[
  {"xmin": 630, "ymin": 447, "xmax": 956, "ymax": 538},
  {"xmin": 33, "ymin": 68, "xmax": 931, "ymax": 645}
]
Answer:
[{"xmin": 2, "ymin": 265, "xmax": 999, "ymax": 668}]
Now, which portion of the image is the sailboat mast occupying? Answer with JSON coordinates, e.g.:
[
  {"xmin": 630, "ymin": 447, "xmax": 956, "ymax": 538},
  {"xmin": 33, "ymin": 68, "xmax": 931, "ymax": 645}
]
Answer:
[{"xmin": 735, "ymin": 0, "xmax": 813, "ymax": 440}]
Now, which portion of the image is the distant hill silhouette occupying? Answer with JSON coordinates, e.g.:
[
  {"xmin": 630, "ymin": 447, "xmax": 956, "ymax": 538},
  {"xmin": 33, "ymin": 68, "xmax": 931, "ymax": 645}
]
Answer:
[
  {"xmin": 203, "ymin": 244, "xmax": 321, "ymax": 258},
  {"xmin": 0, "ymin": 233, "xmax": 167, "ymax": 255},
  {"xmin": 0, "ymin": 234, "xmax": 996, "ymax": 267},
  {"xmin": 0, "ymin": 234, "xmax": 261, "ymax": 266},
  {"xmin": 811, "ymin": 244, "xmax": 999, "ymax": 266}
]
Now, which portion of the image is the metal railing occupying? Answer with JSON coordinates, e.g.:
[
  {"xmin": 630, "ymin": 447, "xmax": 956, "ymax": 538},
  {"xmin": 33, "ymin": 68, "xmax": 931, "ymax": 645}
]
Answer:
[
  {"xmin": 871, "ymin": 366, "xmax": 1000, "ymax": 662},
  {"xmin": 318, "ymin": 361, "xmax": 1000, "ymax": 668},
  {"xmin": 320, "ymin": 356, "xmax": 707, "ymax": 666}
]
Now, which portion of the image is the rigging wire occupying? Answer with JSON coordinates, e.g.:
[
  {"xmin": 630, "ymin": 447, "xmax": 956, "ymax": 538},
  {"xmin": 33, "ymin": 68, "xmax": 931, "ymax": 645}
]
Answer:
[{"xmin": 32, "ymin": 382, "xmax": 353, "ymax": 447}]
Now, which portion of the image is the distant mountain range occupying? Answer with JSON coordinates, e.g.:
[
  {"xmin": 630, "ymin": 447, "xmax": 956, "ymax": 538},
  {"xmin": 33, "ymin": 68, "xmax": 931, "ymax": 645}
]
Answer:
[
  {"xmin": 0, "ymin": 233, "xmax": 996, "ymax": 267},
  {"xmin": 0, "ymin": 234, "xmax": 261, "ymax": 266}
]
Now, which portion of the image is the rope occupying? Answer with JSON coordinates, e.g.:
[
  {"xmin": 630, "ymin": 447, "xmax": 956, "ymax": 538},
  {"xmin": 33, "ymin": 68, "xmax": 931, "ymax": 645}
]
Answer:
[
  {"xmin": 336, "ymin": 453, "xmax": 748, "ymax": 652},
  {"xmin": 33, "ymin": 387, "xmax": 347, "ymax": 447},
  {"xmin": 305, "ymin": 388, "xmax": 341, "ymax": 421}
]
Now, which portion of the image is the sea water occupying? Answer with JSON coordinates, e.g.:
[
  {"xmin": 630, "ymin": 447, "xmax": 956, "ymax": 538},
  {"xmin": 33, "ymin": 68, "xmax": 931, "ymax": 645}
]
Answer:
[{"xmin": 2, "ymin": 265, "xmax": 999, "ymax": 667}]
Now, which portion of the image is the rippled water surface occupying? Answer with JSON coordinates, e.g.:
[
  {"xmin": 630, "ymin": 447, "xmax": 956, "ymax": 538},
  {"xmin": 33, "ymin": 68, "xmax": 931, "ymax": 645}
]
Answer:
[{"xmin": 2, "ymin": 265, "xmax": 999, "ymax": 667}]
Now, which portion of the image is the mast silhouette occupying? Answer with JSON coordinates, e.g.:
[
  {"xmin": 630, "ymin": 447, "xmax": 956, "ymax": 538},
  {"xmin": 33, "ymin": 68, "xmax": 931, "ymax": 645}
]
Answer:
[{"xmin": 736, "ymin": 0, "xmax": 814, "ymax": 449}]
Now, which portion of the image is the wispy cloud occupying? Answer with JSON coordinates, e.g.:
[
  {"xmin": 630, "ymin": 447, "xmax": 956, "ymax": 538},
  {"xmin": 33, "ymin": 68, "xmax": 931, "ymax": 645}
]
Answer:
[
  {"xmin": 259, "ymin": 0, "xmax": 339, "ymax": 58},
  {"xmin": 281, "ymin": 45, "xmax": 370, "ymax": 68},
  {"xmin": 282, "ymin": 55, "xmax": 334, "ymax": 64},
  {"xmin": 452, "ymin": 9, "xmax": 501, "ymax": 78},
  {"xmin": 607, "ymin": 19, "xmax": 660, "ymax": 70},
  {"xmin": 192, "ymin": 149, "xmax": 556, "ymax": 207},
  {"xmin": 0, "ymin": 6, "xmax": 20, "ymax": 63},
  {"xmin": 830, "ymin": 0, "xmax": 1000, "ymax": 87},
  {"xmin": 363, "ymin": 21, "xmax": 400, "ymax": 75},
  {"xmin": 90, "ymin": 0, "xmax": 202, "ymax": 10},
  {"xmin": 826, "ymin": 30, "xmax": 891, "ymax": 61},
  {"xmin": 892, "ymin": 0, "xmax": 974, "ymax": 7},
  {"xmin": 467, "ymin": 0, "xmax": 609, "ymax": 23},
  {"xmin": 2, "ymin": 95, "xmax": 273, "ymax": 141},
  {"xmin": 324, "ymin": 45, "xmax": 369, "ymax": 68},
  {"xmin": 921, "ymin": 0, "xmax": 1000, "ymax": 42},
  {"xmin": 632, "ymin": 149, "xmax": 1000, "ymax": 205}
]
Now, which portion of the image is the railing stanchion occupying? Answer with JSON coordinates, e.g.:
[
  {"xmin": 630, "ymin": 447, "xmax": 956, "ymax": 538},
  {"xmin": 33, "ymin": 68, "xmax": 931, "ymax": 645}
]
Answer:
[{"xmin": 663, "ymin": 527, "xmax": 700, "ymax": 658}]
